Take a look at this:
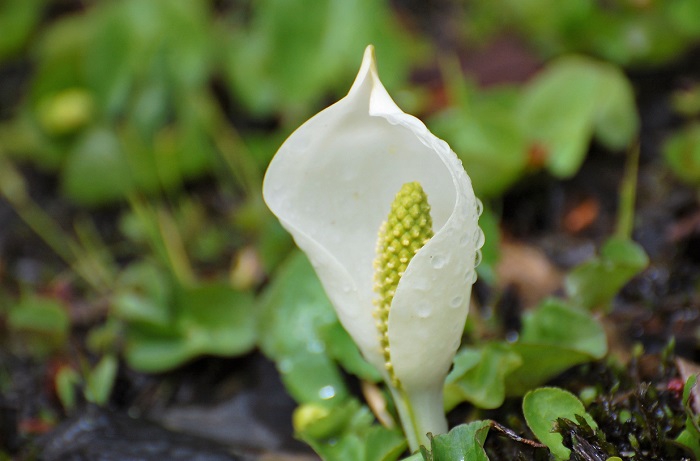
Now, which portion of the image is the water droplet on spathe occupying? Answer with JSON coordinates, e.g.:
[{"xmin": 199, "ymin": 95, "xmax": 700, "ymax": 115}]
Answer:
[
  {"xmin": 450, "ymin": 296, "xmax": 463, "ymax": 308},
  {"xmin": 416, "ymin": 301, "xmax": 431, "ymax": 318},
  {"xmin": 431, "ymin": 254, "xmax": 448, "ymax": 269},
  {"xmin": 474, "ymin": 250, "xmax": 482, "ymax": 268},
  {"xmin": 475, "ymin": 198, "xmax": 484, "ymax": 217},
  {"xmin": 318, "ymin": 385, "xmax": 336, "ymax": 400},
  {"xmin": 475, "ymin": 227, "xmax": 485, "ymax": 249}
]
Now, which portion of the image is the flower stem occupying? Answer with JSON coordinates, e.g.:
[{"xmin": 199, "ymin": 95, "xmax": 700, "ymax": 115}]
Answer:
[{"xmin": 389, "ymin": 383, "xmax": 447, "ymax": 452}]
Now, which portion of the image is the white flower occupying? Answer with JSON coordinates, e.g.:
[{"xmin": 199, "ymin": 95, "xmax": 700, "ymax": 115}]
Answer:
[{"xmin": 263, "ymin": 45, "xmax": 482, "ymax": 450}]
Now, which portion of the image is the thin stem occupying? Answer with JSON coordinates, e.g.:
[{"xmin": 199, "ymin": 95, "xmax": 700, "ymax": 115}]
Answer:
[{"xmin": 616, "ymin": 141, "xmax": 640, "ymax": 240}]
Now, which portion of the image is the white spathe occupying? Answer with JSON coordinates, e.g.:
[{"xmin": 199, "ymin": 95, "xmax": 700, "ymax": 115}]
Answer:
[{"xmin": 263, "ymin": 45, "xmax": 482, "ymax": 449}]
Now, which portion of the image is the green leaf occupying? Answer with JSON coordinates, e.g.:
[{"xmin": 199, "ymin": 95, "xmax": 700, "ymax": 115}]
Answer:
[
  {"xmin": 55, "ymin": 366, "xmax": 80, "ymax": 411},
  {"xmin": 519, "ymin": 56, "xmax": 638, "ymax": 178},
  {"xmin": 523, "ymin": 387, "xmax": 597, "ymax": 460},
  {"xmin": 61, "ymin": 128, "xmax": 133, "ymax": 205},
  {"xmin": 428, "ymin": 420, "xmax": 491, "ymax": 461},
  {"xmin": 445, "ymin": 343, "xmax": 522, "ymax": 409},
  {"xmin": 506, "ymin": 299, "xmax": 607, "ymax": 395},
  {"xmin": 430, "ymin": 85, "xmax": 527, "ymax": 198},
  {"xmin": 85, "ymin": 355, "xmax": 118, "ymax": 405},
  {"xmin": 676, "ymin": 375, "xmax": 700, "ymax": 458},
  {"xmin": 224, "ymin": 0, "xmax": 421, "ymax": 117},
  {"xmin": 8, "ymin": 296, "xmax": 69, "ymax": 335},
  {"xmin": 296, "ymin": 399, "xmax": 395, "ymax": 461},
  {"xmin": 113, "ymin": 261, "xmax": 172, "ymax": 325},
  {"xmin": 320, "ymin": 322, "xmax": 381, "ymax": 382},
  {"xmin": 0, "ymin": 0, "xmax": 46, "ymax": 62},
  {"xmin": 124, "ymin": 282, "xmax": 256, "ymax": 372},
  {"xmin": 258, "ymin": 251, "xmax": 349, "ymax": 403},
  {"xmin": 365, "ymin": 425, "xmax": 407, "ymax": 461},
  {"xmin": 663, "ymin": 122, "xmax": 700, "ymax": 185},
  {"xmin": 565, "ymin": 237, "xmax": 649, "ymax": 310}
]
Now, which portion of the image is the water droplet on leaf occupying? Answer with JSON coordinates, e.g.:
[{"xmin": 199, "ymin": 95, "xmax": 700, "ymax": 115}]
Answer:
[{"xmin": 318, "ymin": 385, "xmax": 336, "ymax": 400}]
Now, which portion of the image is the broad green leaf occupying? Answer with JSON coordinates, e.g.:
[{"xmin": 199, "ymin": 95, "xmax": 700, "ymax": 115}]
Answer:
[
  {"xmin": 506, "ymin": 299, "xmax": 607, "ymax": 395},
  {"xmin": 430, "ymin": 86, "xmax": 527, "ymax": 198},
  {"xmin": 428, "ymin": 420, "xmax": 491, "ymax": 461},
  {"xmin": 175, "ymin": 283, "xmax": 256, "ymax": 356},
  {"xmin": 258, "ymin": 251, "xmax": 348, "ymax": 403},
  {"xmin": 8, "ymin": 296, "xmax": 69, "ymax": 335},
  {"xmin": 519, "ymin": 56, "xmax": 638, "ymax": 178},
  {"xmin": 0, "ymin": 0, "xmax": 46, "ymax": 62},
  {"xmin": 7, "ymin": 295, "xmax": 70, "ymax": 357},
  {"xmin": 113, "ymin": 261, "xmax": 172, "ymax": 325},
  {"xmin": 61, "ymin": 128, "xmax": 133, "ymax": 205},
  {"xmin": 125, "ymin": 282, "xmax": 256, "ymax": 372},
  {"xmin": 320, "ymin": 322, "xmax": 381, "ymax": 382},
  {"xmin": 523, "ymin": 387, "xmax": 597, "ymax": 460},
  {"xmin": 365, "ymin": 426, "xmax": 407, "ymax": 461},
  {"xmin": 297, "ymin": 400, "xmax": 394, "ymax": 461},
  {"xmin": 224, "ymin": 0, "xmax": 421, "ymax": 117},
  {"xmin": 519, "ymin": 300, "xmax": 607, "ymax": 357},
  {"xmin": 445, "ymin": 343, "xmax": 522, "ymax": 409},
  {"xmin": 565, "ymin": 237, "xmax": 648, "ymax": 310}
]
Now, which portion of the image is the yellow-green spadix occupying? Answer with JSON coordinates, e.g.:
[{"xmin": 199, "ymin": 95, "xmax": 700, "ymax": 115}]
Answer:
[{"xmin": 262, "ymin": 45, "xmax": 483, "ymax": 451}]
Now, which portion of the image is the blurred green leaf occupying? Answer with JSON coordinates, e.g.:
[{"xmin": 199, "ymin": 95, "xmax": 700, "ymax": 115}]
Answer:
[
  {"xmin": 7, "ymin": 295, "xmax": 70, "ymax": 357},
  {"xmin": 0, "ymin": 0, "xmax": 46, "ymax": 62},
  {"xmin": 565, "ymin": 237, "xmax": 649, "ymax": 310},
  {"xmin": 675, "ymin": 374, "xmax": 700, "ymax": 458},
  {"xmin": 425, "ymin": 420, "xmax": 491, "ymax": 461},
  {"xmin": 224, "ymin": 0, "xmax": 421, "ymax": 118},
  {"xmin": 519, "ymin": 56, "xmax": 638, "ymax": 178},
  {"xmin": 430, "ymin": 84, "xmax": 527, "ymax": 198},
  {"xmin": 61, "ymin": 128, "xmax": 133, "ymax": 205},
  {"xmin": 85, "ymin": 355, "xmax": 118, "ymax": 405},
  {"xmin": 124, "ymin": 282, "xmax": 256, "ymax": 372},
  {"xmin": 258, "ymin": 251, "xmax": 349, "ymax": 404},
  {"xmin": 113, "ymin": 261, "xmax": 172, "ymax": 325},
  {"xmin": 663, "ymin": 122, "xmax": 700, "ymax": 185},
  {"xmin": 320, "ymin": 322, "xmax": 381, "ymax": 382},
  {"xmin": 55, "ymin": 366, "xmax": 80, "ymax": 411},
  {"xmin": 296, "ymin": 399, "xmax": 402, "ymax": 461},
  {"xmin": 523, "ymin": 387, "xmax": 597, "ymax": 460}
]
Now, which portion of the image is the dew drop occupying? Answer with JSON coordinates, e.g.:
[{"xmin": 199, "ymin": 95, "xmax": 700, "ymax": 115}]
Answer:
[
  {"xmin": 279, "ymin": 359, "xmax": 293, "ymax": 374},
  {"xmin": 318, "ymin": 385, "xmax": 336, "ymax": 400},
  {"xmin": 459, "ymin": 233, "xmax": 470, "ymax": 247},
  {"xmin": 475, "ymin": 198, "xmax": 484, "ymax": 217},
  {"xmin": 474, "ymin": 227, "xmax": 485, "ymax": 249},
  {"xmin": 413, "ymin": 277, "xmax": 430, "ymax": 291},
  {"xmin": 416, "ymin": 301, "xmax": 431, "ymax": 318},
  {"xmin": 307, "ymin": 340, "xmax": 325, "ymax": 354},
  {"xmin": 450, "ymin": 295, "xmax": 463, "ymax": 308},
  {"xmin": 505, "ymin": 331, "xmax": 519, "ymax": 343},
  {"xmin": 431, "ymin": 254, "xmax": 448, "ymax": 269},
  {"xmin": 474, "ymin": 249, "xmax": 482, "ymax": 268},
  {"xmin": 470, "ymin": 270, "xmax": 478, "ymax": 284}
]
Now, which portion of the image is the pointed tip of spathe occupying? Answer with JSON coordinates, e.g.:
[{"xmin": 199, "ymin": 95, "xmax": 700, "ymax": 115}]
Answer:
[{"xmin": 348, "ymin": 45, "xmax": 378, "ymax": 96}]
